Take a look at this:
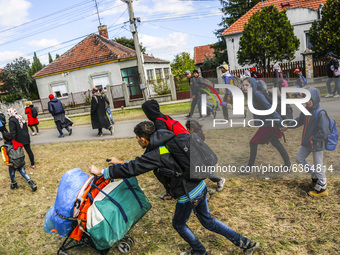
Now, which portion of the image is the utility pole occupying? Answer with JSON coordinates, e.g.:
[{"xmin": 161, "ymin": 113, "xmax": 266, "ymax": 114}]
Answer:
[{"xmin": 122, "ymin": 0, "xmax": 147, "ymax": 100}]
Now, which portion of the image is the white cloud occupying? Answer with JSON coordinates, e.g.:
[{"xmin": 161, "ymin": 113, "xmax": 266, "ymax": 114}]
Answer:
[
  {"xmin": 0, "ymin": 0, "xmax": 31, "ymax": 27},
  {"xmin": 140, "ymin": 32, "xmax": 191, "ymax": 61},
  {"xmin": 0, "ymin": 51, "xmax": 31, "ymax": 67},
  {"xmin": 28, "ymin": 39, "xmax": 60, "ymax": 48}
]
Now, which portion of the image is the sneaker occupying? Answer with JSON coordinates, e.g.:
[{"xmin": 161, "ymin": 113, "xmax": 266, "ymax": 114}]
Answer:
[
  {"xmin": 36, "ymin": 132, "xmax": 40, "ymax": 135},
  {"xmin": 109, "ymin": 126, "xmax": 114, "ymax": 135},
  {"xmin": 185, "ymin": 114, "xmax": 192, "ymax": 118},
  {"xmin": 334, "ymin": 94, "xmax": 340, "ymax": 98},
  {"xmin": 28, "ymin": 180, "xmax": 37, "ymax": 192},
  {"xmin": 58, "ymin": 134, "xmax": 64, "ymax": 138},
  {"xmin": 31, "ymin": 132, "xmax": 36, "ymax": 136},
  {"xmin": 325, "ymin": 94, "xmax": 333, "ymax": 98},
  {"xmin": 97, "ymin": 132, "xmax": 103, "ymax": 137},
  {"xmin": 244, "ymin": 241, "xmax": 259, "ymax": 255},
  {"xmin": 68, "ymin": 128, "xmax": 72, "ymax": 136},
  {"xmin": 180, "ymin": 250, "xmax": 207, "ymax": 255},
  {"xmin": 10, "ymin": 182, "xmax": 18, "ymax": 190},
  {"xmin": 308, "ymin": 188, "xmax": 328, "ymax": 197},
  {"xmin": 216, "ymin": 178, "xmax": 225, "ymax": 192}
]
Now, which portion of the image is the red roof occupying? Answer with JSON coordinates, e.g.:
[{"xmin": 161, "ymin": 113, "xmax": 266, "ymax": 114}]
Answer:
[
  {"xmin": 33, "ymin": 34, "xmax": 169, "ymax": 78},
  {"xmin": 194, "ymin": 45, "xmax": 215, "ymax": 65},
  {"xmin": 222, "ymin": 0, "xmax": 326, "ymax": 36}
]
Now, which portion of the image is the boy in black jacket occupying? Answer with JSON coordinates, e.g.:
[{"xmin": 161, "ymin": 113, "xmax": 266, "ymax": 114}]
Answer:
[{"xmin": 90, "ymin": 121, "xmax": 258, "ymax": 255}]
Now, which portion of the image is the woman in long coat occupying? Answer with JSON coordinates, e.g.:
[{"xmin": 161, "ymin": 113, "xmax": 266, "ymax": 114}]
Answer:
[{"xmin": 90, "ymin": 88, "xmax": 113, "ymax": 136}]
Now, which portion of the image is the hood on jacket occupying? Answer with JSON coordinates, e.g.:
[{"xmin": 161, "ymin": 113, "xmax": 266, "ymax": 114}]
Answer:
[
  {"xmin": 142, "ymin": 99, "xmax": 164, "ymax": 121},
  {"xmin": 50, "ymin": 98, "xmax": 58, "ymax": 103},
  {"xmin": 148, "ymin": 129, "xmax": 175, "ymax": 150},
  {"xmin": 308, "ymin": 87, "xmax": 320, "ymax": 111},
  {"xmin": 12, "ymin": 140, "xmax": 23, "ymax": 149},
  {"xmin": 244, "ymin": 76, "xmax": 258, "ymax": 92}
]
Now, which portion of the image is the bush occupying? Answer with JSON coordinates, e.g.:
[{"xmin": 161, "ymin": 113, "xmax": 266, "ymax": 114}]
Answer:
[
  {"xmin": 2, "ymin": 93, "xmax": 23, "ymax": 102},
  {"xmin": 152, "ymin": 79, "xmax": 171, "ymax": 95}
]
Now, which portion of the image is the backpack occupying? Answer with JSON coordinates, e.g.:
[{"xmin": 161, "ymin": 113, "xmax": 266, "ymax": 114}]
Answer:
[
  {"xmin": 156, "ymin": 115, "xmax": 189, "ymax": 135},
  {"xmin": 6, "ymin": 144, "xmax": 26, "ymax": 169},
  {"xmin": 31, "ymin": 107, "xmax": 38, "ymax": 118},
  {"xmin": 165, "ymin": 133, "xmax": 218, "ymax": 180},
  {"xmin": 261, "ymin": 91, "xmax": 293, "ymax": 120},
  {"xmin": 0, "ymin": 113, "xmax": 6, "ymax": 125},
  {"xmin": 315, "ymin": 108, "xmax": 338, "ymax": 151}
]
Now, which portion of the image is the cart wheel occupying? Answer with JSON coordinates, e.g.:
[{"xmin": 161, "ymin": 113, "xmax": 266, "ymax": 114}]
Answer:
[
  {"xmin": 118, "ymin": 241, "xmax": 131, "ymax": 253},
  {"xmin": 58, "ymin": 251, "xmax": 69, "ymax": 255},
  {"xmin": 124, "ymin": 236, "xmax": 135, "ymax": 247}
]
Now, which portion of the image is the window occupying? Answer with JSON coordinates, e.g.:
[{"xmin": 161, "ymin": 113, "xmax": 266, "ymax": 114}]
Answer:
[
  {"xmin": 155, "ymin": 68, "xmax": 162, "ymax": 79},
  {"xmin": 51, "ymin": 82, "xmax": 68, "ymax": 97},
  {"xmin": 121, "ymin": 66, "xmax": 142, "ymax": 99},
  {"xmin": 305, "ymin": 32, "xmax": 312, "ymax": 50},
  {"xmin": 147, "ymin": 69, "xmax": 154, "ymax": 82},
  {"xmin": 92, "ymin": 74, "xmax": 110, "ymax": 91},
  {"xmin": 163, "ymin": 68, "xmax": 170, "ymax": 79}
]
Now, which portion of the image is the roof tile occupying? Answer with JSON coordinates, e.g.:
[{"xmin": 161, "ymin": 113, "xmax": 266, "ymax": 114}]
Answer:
[{"xmin": 194, "ymin": 45, "xmax": 215, "ymax": 65}]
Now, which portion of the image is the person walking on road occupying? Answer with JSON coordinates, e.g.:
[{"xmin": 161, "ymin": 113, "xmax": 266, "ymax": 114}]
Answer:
[
  {"xmin": 48, "ymin": 94, "xmax": 73, "ymax": 138},
  {"xmin": 100, "ymin": 88, "xmax": 114, "ymax": 124},
  {"xmin": 325, "ymin": 52, "xmax": 340, "ymax": 98},
  {"xmin": 185, "ymin": 70, "xmax": 204, "ymax": 120},
  {"xmin": 7, "ymin": 108, "xmax": 36, "ymax": 169},
  {"xmin": 91, "ymin": 87, "xmax": 113, "ymax": 137},
  {"xmin": 220, "ymin": 63, "xmax": 233, "ymax": 120},
  {"xmin": 25, "ymin": 101, "xmax": 39, "ymax": 136}
]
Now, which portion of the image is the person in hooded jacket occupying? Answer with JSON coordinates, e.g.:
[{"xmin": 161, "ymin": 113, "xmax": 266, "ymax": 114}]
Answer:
[
  {"xmin": 90, "ymin": 121, "xmax": 259, "ymax": 255},
  {"xmin": 48, "ymin": 94, "xmax": 72, "ymax": 138},
  {"xmin": 242, "ymin": 77, "xmax": 291, "ymax": 167},
  {"xmin": 273, "ymin": 63, "xmax": 283, "ymax": 91},
  {"xmin": 91, "ymin": 87, "xmax": 113, "ymax": 136},
  {"xmin": 220, "ymin": 63, "xmax": 233, "ymax": 120},
  {"xmin": 25, "ymin": 101, "xmax": 39, "ymax": 135},
  {"xmin": 287, "ymin": 87, "xmax": 330, "ymax": 197},
  {"xmin": 7, "ymin": 108, "xmax": 36, "ymax": 169}
]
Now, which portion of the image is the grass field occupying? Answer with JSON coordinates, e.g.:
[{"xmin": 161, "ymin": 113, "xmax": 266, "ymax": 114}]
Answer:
[{"xmin": 0, "ymin": 115, "xmax": 339, "ymax": 255}]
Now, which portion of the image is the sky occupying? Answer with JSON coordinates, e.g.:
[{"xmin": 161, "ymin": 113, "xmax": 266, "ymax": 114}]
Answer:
[{"xmin": 0, "ymin": 0, "xmax": 224, "ymax": 68}]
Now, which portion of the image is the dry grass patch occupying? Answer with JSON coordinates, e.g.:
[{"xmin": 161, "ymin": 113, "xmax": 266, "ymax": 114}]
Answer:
[{"xmin": 0, "ymin": 120, "xmax": 339, "ymax": 255}]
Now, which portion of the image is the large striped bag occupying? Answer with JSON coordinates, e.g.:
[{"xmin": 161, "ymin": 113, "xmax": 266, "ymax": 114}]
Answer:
[{"xmin": 86, "ymin": 177, "xmax": 151, "ymax": 250}]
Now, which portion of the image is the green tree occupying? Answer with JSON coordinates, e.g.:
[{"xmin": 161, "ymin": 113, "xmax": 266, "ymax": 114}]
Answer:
[
  {"xmin": 48, "ymin": 52, "xmax": 53, "ymax": 63},
  {"xmin": 201, "ymin": 56, "xmax": 219, "ymax": 71},
  {"xmin": 0, "ymin": 58, "xmax": 33, "ymax": 102},
  {"xmin": 309, "ymin": 0, "xmax": 340, "ymax": 57},
  {"xmin": 237, "ymin": 5, "xmax": 300, "ymax": 71},
  {"xmin": 29, "ymin": 52, "xmax": 43, "ymax": 76},
  {"xmin": 114, "ymin": 37, "xmax": 146, "ymax": 54},
  {"xmin": 171, "ymin": 52, "xmax": 195, "ymax": 77},
  {"xmin": 217, "ymin": 0, "xmax": 262, "ymax": 32},
  {"xmin": 56, "ymin": 54, "xmax": 60, "ymax": 59}
]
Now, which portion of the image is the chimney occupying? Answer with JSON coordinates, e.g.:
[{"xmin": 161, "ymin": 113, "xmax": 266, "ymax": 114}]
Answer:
[{"xmin": 98, "ymin": 25, "xmax": 108, "ymax": 39}]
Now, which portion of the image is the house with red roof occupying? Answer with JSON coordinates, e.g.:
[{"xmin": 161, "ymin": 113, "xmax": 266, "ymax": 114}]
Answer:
[
  {"xmin": 194, "ymin": 44, "xmax": 215, "ymax": 72},
  {"xmin": 221, "ymin": 0, "xmax": 326, "ymax": 70},
  {"xmin": 32, "ymin": 25, "xmax": 171, "ymax": 103}
]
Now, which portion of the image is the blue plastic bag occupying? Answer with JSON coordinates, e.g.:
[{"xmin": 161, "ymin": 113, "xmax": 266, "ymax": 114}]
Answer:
[{"xmin": 44, "ymin": 168, "xmax": 89, "ymax": 237}]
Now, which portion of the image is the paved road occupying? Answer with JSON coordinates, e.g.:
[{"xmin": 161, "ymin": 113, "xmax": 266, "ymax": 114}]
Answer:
[{"xmin": 31, "ymin": 97, "xmax": 340, "ymax": 145}]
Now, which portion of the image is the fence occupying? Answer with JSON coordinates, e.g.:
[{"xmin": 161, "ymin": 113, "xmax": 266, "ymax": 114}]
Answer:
[{"xmin": 32, "ymin": 90, "xmax": 92, "ymax": 113}]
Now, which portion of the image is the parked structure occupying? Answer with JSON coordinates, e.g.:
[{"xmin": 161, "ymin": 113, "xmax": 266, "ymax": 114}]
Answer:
[{"xmin": 221, "ymin": 0, "xmax": 326, "ymax": 70}]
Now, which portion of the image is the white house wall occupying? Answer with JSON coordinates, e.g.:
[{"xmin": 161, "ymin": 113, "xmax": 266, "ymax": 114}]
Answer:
[
  {"xmin": 35, "ymin": 59, "xmax": 171, "ymax": 98},
  {"xmin": 223, "ymin": 7, "xmax": 320, "ymax": 71}
]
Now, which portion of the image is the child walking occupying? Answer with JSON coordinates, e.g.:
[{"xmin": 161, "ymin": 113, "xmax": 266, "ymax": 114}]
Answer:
[
  {"xmin": 288, "ymin": 87, "xmax": 330, "ymax": 197},
  {"xmin": 1, "ymin": 132, "xmax": 37, "ymax": 191},
  {"xmin": 293, "ymin": 69, "xmax": 306, "ymax": 98},
  {"xmin": 25, "ymin": 101, "xmax": 39, "ymax": 135}
]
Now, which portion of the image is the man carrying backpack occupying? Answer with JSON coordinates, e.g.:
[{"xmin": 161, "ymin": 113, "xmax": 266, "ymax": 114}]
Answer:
[
  {"xmin": 287, "ymin": 88, "xmax": 332, "ymax": 197},
  {"xmin": 1, "ymin": 132, "xmax": 37, "ymax": 191},
  {"xmin": 90, "ymin": 121, "xmax": 259, "ymax": 255},
  {"xmin": 48, "ymin": 94, "xmax": 73, "ymax": 138},
  {"xmin": 242, "ymin": 77, "xmax": 291, "ymax": 168}
]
